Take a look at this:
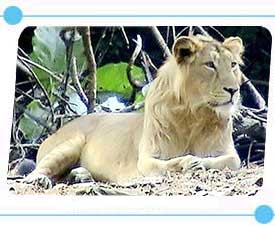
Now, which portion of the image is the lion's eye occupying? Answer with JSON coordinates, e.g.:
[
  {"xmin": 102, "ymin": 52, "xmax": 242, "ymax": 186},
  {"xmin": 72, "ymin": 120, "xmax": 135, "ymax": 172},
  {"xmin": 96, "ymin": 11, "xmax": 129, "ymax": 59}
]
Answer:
[
  {"xmin": 204, "ymin": 61, "xmax": 216, "ymax": 70},
  {"xmin": 231, "ymin": 62, "xmax": 237, "ymax": 68}
]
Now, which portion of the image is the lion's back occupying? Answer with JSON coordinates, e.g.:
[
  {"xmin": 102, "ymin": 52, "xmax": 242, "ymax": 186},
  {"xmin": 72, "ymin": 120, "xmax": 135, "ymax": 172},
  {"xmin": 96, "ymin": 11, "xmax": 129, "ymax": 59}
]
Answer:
[{"xmin": 37, "ymin": 113, "xmax": 144, "ymax": 163}]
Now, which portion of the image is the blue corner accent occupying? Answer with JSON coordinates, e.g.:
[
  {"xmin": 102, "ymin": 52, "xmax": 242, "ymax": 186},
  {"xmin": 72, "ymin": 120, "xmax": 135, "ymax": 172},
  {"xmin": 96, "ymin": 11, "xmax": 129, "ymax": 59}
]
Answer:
[
  {"xmin": 255, "ymin": 205, "xmax": 274, "ymax": 224},
  {"xmin": 3, "ymin": 6, "xmax": 23, "ymax": 25}
]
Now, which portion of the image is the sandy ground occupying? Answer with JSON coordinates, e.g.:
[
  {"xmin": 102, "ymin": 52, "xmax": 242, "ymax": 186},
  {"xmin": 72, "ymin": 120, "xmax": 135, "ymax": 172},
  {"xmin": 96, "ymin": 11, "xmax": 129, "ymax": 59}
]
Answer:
[{"xmin": 7, "ymin": 164, "xmax": 263, "ymax": 196}]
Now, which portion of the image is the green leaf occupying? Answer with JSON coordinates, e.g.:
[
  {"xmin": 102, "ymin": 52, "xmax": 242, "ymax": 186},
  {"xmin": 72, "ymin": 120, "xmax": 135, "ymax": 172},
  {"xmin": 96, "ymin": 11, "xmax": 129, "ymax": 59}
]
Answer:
[
  {"xmin": 96, "ymin": 62, "xmax": 145, "ymax": 101},
  {"xmin": 30, "ymin": 27, "xmax": 86, "ymax": 97},
  {"xmin": 31, "ymin": 27, "xmax": 66, "ymax": 73},
  {"xmin": 18, "ymin": 100, "xmax": 50, "ymax": 141},
  {"xmin": 134, "ymin": 91, "xmax": 145, "ymax": 103}
]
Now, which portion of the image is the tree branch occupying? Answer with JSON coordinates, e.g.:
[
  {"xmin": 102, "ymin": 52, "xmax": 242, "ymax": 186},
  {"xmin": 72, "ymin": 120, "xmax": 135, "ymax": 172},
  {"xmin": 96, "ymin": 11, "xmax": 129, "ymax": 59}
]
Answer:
[
  {"xmin": 241, "ymin": 73, "xmax": 266, "ymax": 109},
  {"xmin": 127, "ymin": 35, "xmax": 147, "ymax": 89},
  {"xmin": 70, "ymin": 56, "xmax": 89, "ymax": 109},
  {"xmin": 18, "ymin": 58, "xmax": 55, "ymax": 123},
  {"xmin": 78, "ymin": 27, "xmax": 97, "ymax": 112},
  {"xmin": 150, "ymin": 27, "xmax": 171, "ymax": 57}
]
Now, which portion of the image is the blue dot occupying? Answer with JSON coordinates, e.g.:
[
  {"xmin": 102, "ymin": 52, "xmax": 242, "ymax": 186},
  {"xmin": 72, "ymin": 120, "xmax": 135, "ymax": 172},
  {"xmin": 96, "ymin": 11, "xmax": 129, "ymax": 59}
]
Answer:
[
  {"xmin": 3, "ymin": 6, "xmax": 23, "ymax": 25},
  {"xmin": 255, "ymin": 205, "xmax": 274, "ymax": 224}
]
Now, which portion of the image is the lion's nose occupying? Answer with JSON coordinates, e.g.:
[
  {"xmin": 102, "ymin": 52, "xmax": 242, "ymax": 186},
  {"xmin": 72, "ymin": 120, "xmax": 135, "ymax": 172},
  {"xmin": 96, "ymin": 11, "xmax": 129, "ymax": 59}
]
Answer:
[{"xmin": 223, "ymin": 87, "xmax": 238, "ymax": 96}]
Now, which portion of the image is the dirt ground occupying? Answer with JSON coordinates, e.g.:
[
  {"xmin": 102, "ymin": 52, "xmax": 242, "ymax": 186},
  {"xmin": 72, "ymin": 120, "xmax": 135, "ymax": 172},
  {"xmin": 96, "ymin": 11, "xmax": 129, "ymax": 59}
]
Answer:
[{"xmin": 7, "ymin": 164, "xmax": 263, "ymax": 196}]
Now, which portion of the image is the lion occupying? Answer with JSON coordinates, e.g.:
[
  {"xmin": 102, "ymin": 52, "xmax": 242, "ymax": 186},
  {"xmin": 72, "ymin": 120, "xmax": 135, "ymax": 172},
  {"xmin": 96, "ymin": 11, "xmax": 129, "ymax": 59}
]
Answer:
[{"xmin": 25, "ymin": 35, "xmax": 243, "ymax": 188}]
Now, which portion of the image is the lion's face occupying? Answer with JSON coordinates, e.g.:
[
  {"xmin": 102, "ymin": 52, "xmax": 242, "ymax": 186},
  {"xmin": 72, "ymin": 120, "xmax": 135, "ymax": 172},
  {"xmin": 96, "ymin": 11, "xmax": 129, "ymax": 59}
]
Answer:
[{"xmin": 173, "ymin": 35, "xmax": 244, "ymax": 116}]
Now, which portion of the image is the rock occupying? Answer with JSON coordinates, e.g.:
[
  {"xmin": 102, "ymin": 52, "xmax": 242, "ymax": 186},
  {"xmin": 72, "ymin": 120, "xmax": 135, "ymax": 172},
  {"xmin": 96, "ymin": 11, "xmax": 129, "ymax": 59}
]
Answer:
[
  {"xmin": 225, "ymin": 171, "xmax": 233, "ymax": 179},
  {"xmin": 195, "ymin": 185, "xmax": 203, "ymax": 192},
  {"xmin": 255, "ymin": 177, "xmax": 263, "ymax": 187}
]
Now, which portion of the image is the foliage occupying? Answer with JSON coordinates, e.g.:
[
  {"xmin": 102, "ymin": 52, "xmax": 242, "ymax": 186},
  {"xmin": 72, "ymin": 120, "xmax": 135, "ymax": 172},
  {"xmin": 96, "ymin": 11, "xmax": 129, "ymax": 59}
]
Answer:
[
  {"xmin": 18, "ymin": 27, "xmax": 146, "ymax": 140},
  {"xmin": 18, "ymin": 100, "xmax": 50, "ymax": 141},
  {"xmin": 30, "ymin": 27, "xmax": 86, "ymax": 97},
  {"xmin": 13, "ymin": 26, "xmax": 271, "ymax": 167},
  {"xmin": 97, "ymin": 62, "xmax": 145, "ymax": 101}
]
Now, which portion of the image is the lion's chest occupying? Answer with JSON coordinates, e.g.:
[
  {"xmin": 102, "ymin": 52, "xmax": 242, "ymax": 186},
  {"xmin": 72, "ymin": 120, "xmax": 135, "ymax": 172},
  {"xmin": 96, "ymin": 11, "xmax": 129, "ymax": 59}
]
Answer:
[
  {"xmin": 186, "ymin": 122, "xmax": 232, "ymax": 157},
  {"xmin": 159, "ymin": 120, "xmax": 232, "ymax": 159}
]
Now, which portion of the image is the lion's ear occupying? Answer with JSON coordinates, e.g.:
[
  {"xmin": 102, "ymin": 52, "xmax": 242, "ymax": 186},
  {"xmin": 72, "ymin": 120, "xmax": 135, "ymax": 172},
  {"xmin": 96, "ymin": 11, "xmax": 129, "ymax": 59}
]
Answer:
[
  {"xmin": 223, "ymin": 37, "xmax": 244, "ymax": 59},
  {"xmin": 172, "ymin": 36, "xmax": 201, "ymax": 64}
]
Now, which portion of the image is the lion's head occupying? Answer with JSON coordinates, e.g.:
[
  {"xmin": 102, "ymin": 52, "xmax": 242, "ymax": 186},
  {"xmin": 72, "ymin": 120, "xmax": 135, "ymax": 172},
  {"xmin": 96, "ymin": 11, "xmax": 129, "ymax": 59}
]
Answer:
[{"xmin": 172, "ymin": 35, "xmax": 244, "ymax": 116}]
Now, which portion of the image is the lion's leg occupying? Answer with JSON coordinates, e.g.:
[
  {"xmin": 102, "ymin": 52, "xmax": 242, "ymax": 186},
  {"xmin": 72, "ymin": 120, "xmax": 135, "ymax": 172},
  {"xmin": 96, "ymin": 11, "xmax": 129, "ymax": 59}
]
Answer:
[
  {"xmin": 138, "ymin": 153, "xmax": 240, "ymax": 177},
  {"xmin": 24, "ymin": 135, "xmax": 85, "ymax": 188},
  {"xmin": 201, "ymin": 154, "xmax": 241, "ymax": 170},
  {"xmin": 137, "ymin": 155, "xmax": 202, "ymax": 176}
]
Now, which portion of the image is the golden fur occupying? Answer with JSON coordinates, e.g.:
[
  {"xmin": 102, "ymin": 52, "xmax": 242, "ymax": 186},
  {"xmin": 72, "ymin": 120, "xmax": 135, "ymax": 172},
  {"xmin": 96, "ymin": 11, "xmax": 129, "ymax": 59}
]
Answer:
[{"xmin": 26, "ymin": 35, "xmax": 243, "ymax": 186}]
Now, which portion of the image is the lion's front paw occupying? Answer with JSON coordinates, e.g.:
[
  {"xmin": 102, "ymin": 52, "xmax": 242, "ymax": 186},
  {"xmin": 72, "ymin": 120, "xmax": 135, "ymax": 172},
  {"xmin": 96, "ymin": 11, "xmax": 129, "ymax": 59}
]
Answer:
[
  {"xmin": 180, "ymin": 155, "xmax": 206, "ymax": 173},
  {"xmin": 23, "ymin": 171, "xmax": 53, "ymax": 189},
  {"xmin": 65, "ymin": 167, "xmax": 94, "ymax": 185}
]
